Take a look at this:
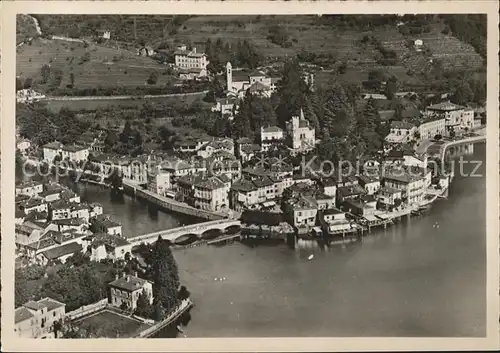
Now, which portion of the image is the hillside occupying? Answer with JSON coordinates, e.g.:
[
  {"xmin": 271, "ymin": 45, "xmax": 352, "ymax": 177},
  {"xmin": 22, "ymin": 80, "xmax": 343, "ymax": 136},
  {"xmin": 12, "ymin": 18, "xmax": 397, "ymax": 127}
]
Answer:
[
  {"xmin": 16, "ymin": 37, "xmax": 176, "ymax": 94},
  {"xmin": 17, "ymin": 14, "xmax": 485, "ymax": 93}
]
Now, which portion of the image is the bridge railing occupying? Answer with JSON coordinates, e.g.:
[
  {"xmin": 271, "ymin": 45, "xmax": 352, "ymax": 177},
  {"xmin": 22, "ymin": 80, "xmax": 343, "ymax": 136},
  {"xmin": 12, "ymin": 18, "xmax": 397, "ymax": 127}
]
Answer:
[{"xmin": 129, "ymin": 219, "xmax": 241, "ymax": 242}]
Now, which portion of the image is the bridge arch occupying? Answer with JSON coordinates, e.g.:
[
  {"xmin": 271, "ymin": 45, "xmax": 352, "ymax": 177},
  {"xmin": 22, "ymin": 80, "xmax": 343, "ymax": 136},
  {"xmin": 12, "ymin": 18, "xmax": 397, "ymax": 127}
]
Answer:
[
  {"xmin": 224, "ymin": 224, "xmax": 241, "ymax": 235},
  {"xmin": 200, "ymin": 228, "xmax": 223, "ymax": 240},
  {"xmin": 174, "ymin": 233, "xmax": 198, "ymax": 245}
]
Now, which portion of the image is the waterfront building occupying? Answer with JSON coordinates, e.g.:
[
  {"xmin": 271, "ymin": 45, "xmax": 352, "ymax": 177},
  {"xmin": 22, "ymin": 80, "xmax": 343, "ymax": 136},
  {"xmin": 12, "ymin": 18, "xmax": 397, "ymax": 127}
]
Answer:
[
  {"xmin": 230, "ymin": 174, "xmax": 291, "ymax": 212},
  {"xmin": 285, "ymin": 195, "xmax": 318, "ymax": 228},
  {"xmin": 88, "ymin": 233, "xmax": 132, "ymax": 262},
  {"xmin": 174, "ymin": 47, "xmax": 209, "ymax": 77},
  {"xmin": 108, "ymin": 273, "xmax": 154, "ymax": 311},
  {"xmin": 343, "ymin": 195, "xmax": 377, "ymax": 217},
  {"xmin": 424, "ymin": 101, "xmax": 474, "ymax": 134},
  {"xmin": 91, "ymin": 215, "xmax": 122, "ymax": 236},
  {"xmin": 417, "ymin": 117, "xmax": 446, "ymax": 140},
  {"xmin": 336, "ymin": 184, "xmax": 366, "ymax": 206},
  {"xmin": 403, "ymin": 154, "xmax": 427, "ymax": 168},
  {"xmin": 285, "ymin": 110, "xmax": 316, "ymax": 153},
  {"xmin": 383, "ymin": 167, "xmax": 425, "ymax": 205},
  {"xmin": 15, "ymin": 181, "xmax": 43, "ymax": 198},
  {"xmin": 384, "ymin": 121, "xmax": 417, "ymax": 144},
  {"xmin": 15, "ymin": 298, "xmax": 65, "ymax": 338},
  {"xmin": 260, "ymin": 126, "xmax": 285, "ymax": 152},
  {"xmin": 177, "ymin": 173, "xmax": 230, "ymax": 211},
  {"xmin": 320, "ymin": 208, "xmax": 352, "ymax": 233},
  {"xmin": 357, "ymin": 175, "xmax": 381, "ymax": 195},
  {"xmin": 147, "ymin": 163, "xmax": 172, "ymax": 197},
  {"xmin": 377, "ymin": 186, "xmax": 403, "ymax": 209}
]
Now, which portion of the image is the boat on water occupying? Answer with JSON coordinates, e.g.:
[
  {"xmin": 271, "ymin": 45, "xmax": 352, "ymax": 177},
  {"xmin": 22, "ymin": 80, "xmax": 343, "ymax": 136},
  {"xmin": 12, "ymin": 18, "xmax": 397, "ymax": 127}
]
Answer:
[
  {"xmin": 308, "ymin": 254, "xmax": 314, "ymax": 261},
  {"xmin": 177, "ymin": 325, "xmax": 184, "ymax": 333}
]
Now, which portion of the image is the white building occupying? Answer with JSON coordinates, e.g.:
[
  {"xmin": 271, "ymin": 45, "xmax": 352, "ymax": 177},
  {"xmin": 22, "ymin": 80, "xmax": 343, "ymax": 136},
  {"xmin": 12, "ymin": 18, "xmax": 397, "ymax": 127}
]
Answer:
[
  {"xmin": 226, "ymin": 62, "xmax": 279, "ymax": 99},
  {"xmin": 16, "ymin": 181, "xmax": 43, "ymax": 198},
  {"xmin": 260, "ymin": 126, "xmax": 284, "ymax": 152},
  {"xmin": 174, "ymin": 47, "xmax": 209, "ymax": 77},
  {"xmin": 384, "ymin": 168, "xmax": 425, "ymax": 205},
  {"xmin": 285, "ymin": 110, "xmax": 316, "ymax": 153},
  {"xmin": 197, "ymin": 138, "xmax": 234, "ymax": 159},
  {"xmin": 109, "ymin": 274, "xmax": 153, "ymax": 310},
  {"xmin": 147, "ymin": 164, "xmax": 172, "ymax": 197},
  {"xmin": 43, "ymin": 142, "xmax": 89, "ymax": 163},
  {"xmin": 211, "ymin": 97, "xmax": 239, "ymax": 118},
  {"xmin": 385, "ymin": 121, "xmax": 417, "ymax": 144},
  {"xmin": 16, "ymin": 89, "xmax": 46, "ymax": 104},
  {"xmin": 418, "ymin": 118, "xmax": 446, "ymax": 140},
  {"xmin": 425, "ymin": 102, "xmax": 474, "ymax": 135},
  {"xmin": 89, "ymin": 233, "xmax": 133, "ymax": 262},
  {"xmin": 15, "ymin": 298, "xmax": 65, "ymax": 338},
  {"xmin": 17, "ymin": 138, "xmax": 31, "ymax": 155},
  {"xmin": 177, "ymin": 174, "xmax": 230, "ymax": 212},
  {"xmin": 287, "ymin": 196, "xmax": 318, "ymax": 228},
  {"xmin": 357, "ymin": 175, "xmax": 380, "ymax": 195}
]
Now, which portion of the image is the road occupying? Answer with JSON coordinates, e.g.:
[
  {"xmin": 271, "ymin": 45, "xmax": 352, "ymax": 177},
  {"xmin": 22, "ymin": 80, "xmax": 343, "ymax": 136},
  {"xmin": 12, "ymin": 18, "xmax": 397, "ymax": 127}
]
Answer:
[{"xmin": 43, "ymin": 90, "xmax": 209, "ymax": 101}]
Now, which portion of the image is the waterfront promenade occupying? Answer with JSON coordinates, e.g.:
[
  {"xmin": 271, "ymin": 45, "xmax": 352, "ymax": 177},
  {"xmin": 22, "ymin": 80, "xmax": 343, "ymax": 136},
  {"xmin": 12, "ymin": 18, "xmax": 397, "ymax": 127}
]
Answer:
[
  {"xmin": 438, "ymin": 130, "xmax": 486, "ymax": 162},
  {"xmin": 123, "ymin": 178, "xmax": 239, "ymax": 221}
]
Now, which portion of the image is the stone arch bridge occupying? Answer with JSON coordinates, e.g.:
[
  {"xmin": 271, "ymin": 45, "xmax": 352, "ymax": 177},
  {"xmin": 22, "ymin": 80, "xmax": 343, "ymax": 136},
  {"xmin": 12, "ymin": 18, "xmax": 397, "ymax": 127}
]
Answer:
[{"xmin": 128, "ymin": 219, "xmax": 242, "ymax": 246}]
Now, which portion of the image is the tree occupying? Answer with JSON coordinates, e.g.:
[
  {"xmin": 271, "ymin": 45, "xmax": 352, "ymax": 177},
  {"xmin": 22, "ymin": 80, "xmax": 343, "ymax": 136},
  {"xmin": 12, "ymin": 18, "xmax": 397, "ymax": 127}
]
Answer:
[
  {"xmin": 275, "ymin": 59, "xmax": 310, "ymax": 127},
  {"xmin": 40, "ymin": 64, "xmax": 51, "ymax": 84},
  {"xmin": 384, "ymin": 76, "xmax": 398, "ymax": 100},
  {"xmin": 147, "ymin": 71, "xmax": 159, "ymax": 85},
  {"xmin": 119, "ymin": 121, "xmax": 132, "ymax": 144},
  {"xmin": 134, "ymin": 289, "xmax": 153, "ymax": 319},
  {"xmin": 148, "ymin": 236, "xmax": 180, "ymax": 313},
  {"xmin": 453, "ymin": 80, "xmax": 474, "ymax": 105}
]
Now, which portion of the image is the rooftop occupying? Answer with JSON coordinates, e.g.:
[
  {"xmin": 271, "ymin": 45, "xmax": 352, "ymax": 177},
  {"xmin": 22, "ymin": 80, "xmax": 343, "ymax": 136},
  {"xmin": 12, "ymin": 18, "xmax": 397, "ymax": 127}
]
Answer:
[
  {"xmin": 261, "ymin": 125, "xmax": 283, "ymax": 134},
  {"xmin": 426, "ymin": 101, "xmax": 465, "ymax": 112},
  {"xmin": 109, "ymin": 275, "xmax": 150, "ymax": 292},
  {"xmin": 391, "ymin": 121, "xmax": 415, "ymax": 130},
  {"xmin": 41, "ymin": 242, "xmax": 83, "ymax": 259}
]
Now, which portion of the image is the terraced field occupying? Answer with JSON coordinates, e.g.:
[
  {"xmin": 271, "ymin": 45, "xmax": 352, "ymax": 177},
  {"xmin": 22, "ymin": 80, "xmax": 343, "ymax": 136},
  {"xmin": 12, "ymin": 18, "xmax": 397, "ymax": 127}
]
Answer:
[{"xmin": 16, "ymin": 38, "xmax": 175, "ymax": 91}]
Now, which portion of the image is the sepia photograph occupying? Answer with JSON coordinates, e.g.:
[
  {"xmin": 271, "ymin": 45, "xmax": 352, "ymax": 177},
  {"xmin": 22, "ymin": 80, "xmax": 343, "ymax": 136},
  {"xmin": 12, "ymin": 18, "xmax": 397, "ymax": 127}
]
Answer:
[{"xmin": 1, "ymin": 1, "xmax": 499, "ymax": 351}]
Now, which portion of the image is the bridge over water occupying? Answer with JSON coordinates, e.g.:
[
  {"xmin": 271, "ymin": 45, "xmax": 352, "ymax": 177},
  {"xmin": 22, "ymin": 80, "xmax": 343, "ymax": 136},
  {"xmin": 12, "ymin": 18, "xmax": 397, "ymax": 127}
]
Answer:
[{"xmin": 128, "ymin": 219, "xmax": 242, "ymax": 246}]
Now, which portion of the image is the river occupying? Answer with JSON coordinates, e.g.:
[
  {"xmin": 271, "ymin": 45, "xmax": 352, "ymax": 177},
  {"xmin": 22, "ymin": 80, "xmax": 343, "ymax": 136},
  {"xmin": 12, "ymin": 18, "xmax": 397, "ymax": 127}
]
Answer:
[{"xmin": 19, "ymin": 143, "xmax": 486, "ymax": 337}]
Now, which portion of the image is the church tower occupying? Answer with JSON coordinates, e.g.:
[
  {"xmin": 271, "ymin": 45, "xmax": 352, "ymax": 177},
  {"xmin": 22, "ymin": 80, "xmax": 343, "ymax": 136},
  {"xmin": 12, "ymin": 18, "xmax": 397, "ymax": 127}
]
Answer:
[{"xmin": 226, "ymin": 62, "xmax": 232, "ymax": 92}]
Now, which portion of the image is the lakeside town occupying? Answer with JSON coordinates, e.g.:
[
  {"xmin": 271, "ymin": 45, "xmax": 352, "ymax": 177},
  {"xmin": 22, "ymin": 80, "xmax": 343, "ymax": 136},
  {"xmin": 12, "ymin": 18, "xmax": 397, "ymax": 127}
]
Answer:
[{"xmin": 14, "ymin": 14, "xmax": 487, "ymax": 338}]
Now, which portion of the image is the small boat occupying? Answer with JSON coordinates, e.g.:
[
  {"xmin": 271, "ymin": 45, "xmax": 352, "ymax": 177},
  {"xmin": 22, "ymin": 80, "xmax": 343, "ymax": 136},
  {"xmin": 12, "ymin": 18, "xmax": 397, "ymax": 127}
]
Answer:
[
  {"xmin": 308, "ymin": 254, "xmax": 314, "ymax": 261},
  {"xmin": 177, "ymin": 325, "xmax": 184, "ymax": 333}
]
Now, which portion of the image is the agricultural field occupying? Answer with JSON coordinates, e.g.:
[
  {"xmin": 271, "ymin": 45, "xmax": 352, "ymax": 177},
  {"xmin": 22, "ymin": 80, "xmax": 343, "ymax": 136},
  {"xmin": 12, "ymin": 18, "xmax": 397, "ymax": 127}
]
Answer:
[{"xmin": 16, "ymin": 38, "xmax": 176, "ymax": 93}]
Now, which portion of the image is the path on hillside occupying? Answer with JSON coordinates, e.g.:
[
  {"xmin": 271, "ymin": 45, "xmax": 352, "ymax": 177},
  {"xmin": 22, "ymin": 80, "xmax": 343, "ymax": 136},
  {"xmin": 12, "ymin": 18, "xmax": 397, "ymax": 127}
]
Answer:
[{"xmin": 43, "ymin": 90, "xmax": 209, "ymax": 101}]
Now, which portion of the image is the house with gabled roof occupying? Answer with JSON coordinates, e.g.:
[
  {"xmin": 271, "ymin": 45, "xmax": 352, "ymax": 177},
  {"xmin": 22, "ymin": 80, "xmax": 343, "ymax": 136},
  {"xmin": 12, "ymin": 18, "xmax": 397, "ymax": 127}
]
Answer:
[{"xmin": 15, "ymin": 297, "xmax": 66, "ymax": 338}]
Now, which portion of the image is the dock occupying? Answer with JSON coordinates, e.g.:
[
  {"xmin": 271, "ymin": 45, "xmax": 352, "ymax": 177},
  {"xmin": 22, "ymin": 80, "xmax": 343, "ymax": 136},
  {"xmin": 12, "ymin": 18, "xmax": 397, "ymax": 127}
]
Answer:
[{"xmin": 135, "ymin": 299, "xmax": 193, "ymax": 338}]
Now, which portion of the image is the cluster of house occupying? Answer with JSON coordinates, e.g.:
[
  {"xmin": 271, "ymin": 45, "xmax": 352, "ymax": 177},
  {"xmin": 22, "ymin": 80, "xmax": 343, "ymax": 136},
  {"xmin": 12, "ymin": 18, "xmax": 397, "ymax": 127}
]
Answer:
[
  {"xmin": 384, "ymin": 101, "xmax": 479, "ymax": 145},
  {"xmin": 15, "ymin": 271, "xmax": 154, "ymax": 338},
  {"xmin": 16, "ymin": 88, "xmax": 46, "ymax": 104},
  {"xmin": 15, "ymin": 180, "xmax": 132, "ymax": 267},
  {"xmin": 233, "ymin": 148, "xmax": 449, "ymax": 236}
]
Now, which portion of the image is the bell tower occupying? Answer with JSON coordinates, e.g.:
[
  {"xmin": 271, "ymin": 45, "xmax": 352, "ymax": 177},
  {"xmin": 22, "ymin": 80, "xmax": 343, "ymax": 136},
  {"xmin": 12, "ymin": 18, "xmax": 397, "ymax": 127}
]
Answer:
[{"xmin": 226, "ymin": 62, "xmax": 232, "ymax": 92}]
